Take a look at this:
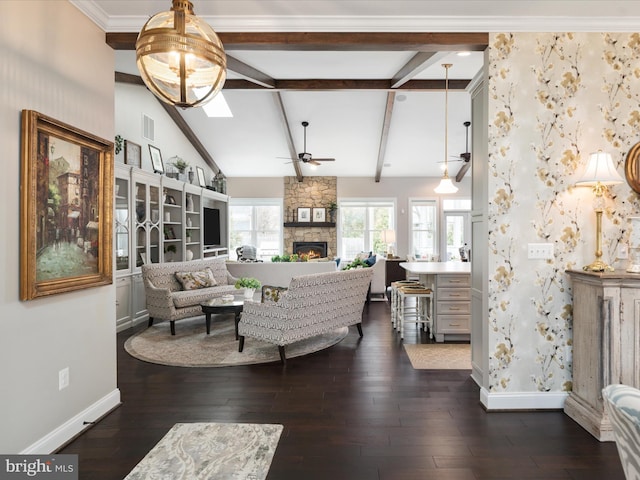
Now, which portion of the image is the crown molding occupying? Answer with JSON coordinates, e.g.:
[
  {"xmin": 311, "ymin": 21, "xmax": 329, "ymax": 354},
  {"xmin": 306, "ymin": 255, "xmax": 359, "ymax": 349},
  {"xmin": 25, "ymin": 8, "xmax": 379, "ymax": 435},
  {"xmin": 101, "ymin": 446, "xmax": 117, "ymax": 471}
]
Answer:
[{"xmin": 69, "ymin": 1, "xmax": 640, "ymax": 34}]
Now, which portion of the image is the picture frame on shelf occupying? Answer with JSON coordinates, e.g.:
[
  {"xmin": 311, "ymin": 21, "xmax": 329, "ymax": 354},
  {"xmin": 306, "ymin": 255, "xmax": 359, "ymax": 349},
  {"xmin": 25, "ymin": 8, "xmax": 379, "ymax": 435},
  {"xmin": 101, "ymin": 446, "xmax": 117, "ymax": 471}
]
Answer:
[
  {"xmin": 297, "ymin": 207, "xmax": 311, "ymax": 222},
  {"xmin": 19, "ymin": 110, "xmax": 113, "ymax": 300},
  {"xmin": 196, "ymin": 166, "xmax": 207, "ymax": 187},
  {"xmin": 149, "ymin": 144, "xmax": 164, "ymax": 174},
  {"xmin": 124, "ymin": 140, "xmax": 141, "ymax": 168},
  {"xmin": 164, "ymin": 226, "xmax": 176, "ymax": 240},
  {"xmin": 312, "ymin": 207, "xmax": 326, "ymax": 222}
]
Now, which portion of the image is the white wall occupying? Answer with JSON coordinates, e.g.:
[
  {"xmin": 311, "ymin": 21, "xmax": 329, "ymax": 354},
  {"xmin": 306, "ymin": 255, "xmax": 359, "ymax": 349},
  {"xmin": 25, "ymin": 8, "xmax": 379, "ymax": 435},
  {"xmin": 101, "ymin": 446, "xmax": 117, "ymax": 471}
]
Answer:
[
  {"xmin": 115, "ymin": 82, "xmax": 216, "ymax": 181},
  {"xmin": 226, "ymin": 177, "xmax": 284, "ymax": 198},
  {"xmin": 0, "ymin": 1, "xmax": 119, "ymax": 453}
]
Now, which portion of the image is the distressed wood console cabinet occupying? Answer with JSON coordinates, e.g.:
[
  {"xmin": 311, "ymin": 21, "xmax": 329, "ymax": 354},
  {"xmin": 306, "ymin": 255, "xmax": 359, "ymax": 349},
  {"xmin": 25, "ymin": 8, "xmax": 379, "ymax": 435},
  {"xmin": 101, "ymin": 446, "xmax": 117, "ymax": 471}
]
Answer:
[{"xmin": 564, "ymin": 269, "xmax": 640, "ymax": 441}]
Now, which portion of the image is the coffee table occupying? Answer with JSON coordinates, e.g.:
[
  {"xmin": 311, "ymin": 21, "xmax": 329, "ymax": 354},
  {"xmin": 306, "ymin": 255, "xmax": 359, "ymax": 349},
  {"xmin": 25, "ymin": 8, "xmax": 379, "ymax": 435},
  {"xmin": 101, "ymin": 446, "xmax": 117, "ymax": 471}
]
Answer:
[{"xmin": 201, "ymin": 298, "xmax": 244, "ymax": 339}]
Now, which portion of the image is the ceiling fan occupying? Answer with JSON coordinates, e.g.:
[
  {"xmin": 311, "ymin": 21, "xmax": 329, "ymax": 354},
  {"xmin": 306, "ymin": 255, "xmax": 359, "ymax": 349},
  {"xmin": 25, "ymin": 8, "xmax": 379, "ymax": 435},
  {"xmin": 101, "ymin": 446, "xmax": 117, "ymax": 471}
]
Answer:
[
  {"xmin": 454, "ymin": 121, "xmax": 471, "ymax": 182},
  {"xmin": 285, "ymin": 121, "xmax": 336, "ymax": 166}
]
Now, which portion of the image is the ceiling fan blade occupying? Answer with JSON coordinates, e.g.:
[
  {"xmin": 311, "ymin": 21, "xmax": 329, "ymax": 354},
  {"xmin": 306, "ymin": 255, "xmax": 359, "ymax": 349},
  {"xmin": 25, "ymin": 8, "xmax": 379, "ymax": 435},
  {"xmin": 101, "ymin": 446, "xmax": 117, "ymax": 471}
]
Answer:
[
  {"xmin": 455, "ymin": 160, "xmax": 471, "ymax": 182},
  {"xmin": 313, "ymin": 158, "xmax": 336, "ymax": 162},
  {"xmin": 308, "ymin": 160, "xmax": 321, "ymax": 166}
]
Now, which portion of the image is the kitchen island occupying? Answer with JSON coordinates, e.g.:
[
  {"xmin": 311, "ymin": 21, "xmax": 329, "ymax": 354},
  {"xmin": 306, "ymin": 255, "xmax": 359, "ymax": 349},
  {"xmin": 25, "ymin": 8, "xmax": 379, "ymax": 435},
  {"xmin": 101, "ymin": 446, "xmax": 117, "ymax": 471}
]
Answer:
[{"xmin": 400, "ymin": 262, "xmax": 471, "ymax": 342}]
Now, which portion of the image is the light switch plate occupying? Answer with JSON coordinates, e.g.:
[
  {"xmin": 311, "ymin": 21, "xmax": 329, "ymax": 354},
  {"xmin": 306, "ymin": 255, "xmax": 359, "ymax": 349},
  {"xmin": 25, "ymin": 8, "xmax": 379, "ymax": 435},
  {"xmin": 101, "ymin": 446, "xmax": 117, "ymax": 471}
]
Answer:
[{"xmin": 528, "ymin": 243, "xmax": 554, "ymax": 260}]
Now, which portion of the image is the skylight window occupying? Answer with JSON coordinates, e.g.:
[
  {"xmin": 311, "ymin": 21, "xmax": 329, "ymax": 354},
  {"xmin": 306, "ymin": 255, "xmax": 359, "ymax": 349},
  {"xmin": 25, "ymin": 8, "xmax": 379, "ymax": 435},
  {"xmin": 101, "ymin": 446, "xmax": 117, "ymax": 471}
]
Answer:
[{"xmin": 201, "ymin": 92, "xmax": 233, "ymax": 118}]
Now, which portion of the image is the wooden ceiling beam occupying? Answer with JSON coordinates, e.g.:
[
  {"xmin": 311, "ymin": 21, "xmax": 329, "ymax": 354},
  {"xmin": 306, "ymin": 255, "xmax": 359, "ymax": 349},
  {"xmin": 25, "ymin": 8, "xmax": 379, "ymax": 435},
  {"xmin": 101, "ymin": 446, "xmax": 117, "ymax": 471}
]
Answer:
[
  {"xmin": 375, "ymin": 92, "xmax": 395, "ymax": 183},
  {"xmin": 106, "ymin": 32, "xmax": 488, "ymax": 51},
  {"xmin": 115, "ymin": 71, "xmax": 145, "ymax": 86},
  {"xmin": 222, "ymin": 79, "xmax": 470, "ymax": 91},
  {"xmin": 390, "ymin": 51, "xmax": 448, "ymax": 88},
  {"xmin": 272, "ymin": 92, "xmax": 303, "ymax": 182},
  {"xmin": 225, "ymin": 55, "xmax": 275, "ymax": 88}
]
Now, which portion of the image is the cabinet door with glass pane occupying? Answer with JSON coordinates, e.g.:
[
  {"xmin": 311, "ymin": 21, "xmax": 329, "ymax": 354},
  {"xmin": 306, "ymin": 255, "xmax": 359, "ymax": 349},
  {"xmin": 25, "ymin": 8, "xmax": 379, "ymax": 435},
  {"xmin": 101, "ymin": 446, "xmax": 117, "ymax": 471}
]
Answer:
[
  {"xmin": 133, "ymin": 172, "xmax": 161, "ymax": 269},
  {"xmin": 114, "ymin": 172, "xmax": 130, "ymax": 272}
]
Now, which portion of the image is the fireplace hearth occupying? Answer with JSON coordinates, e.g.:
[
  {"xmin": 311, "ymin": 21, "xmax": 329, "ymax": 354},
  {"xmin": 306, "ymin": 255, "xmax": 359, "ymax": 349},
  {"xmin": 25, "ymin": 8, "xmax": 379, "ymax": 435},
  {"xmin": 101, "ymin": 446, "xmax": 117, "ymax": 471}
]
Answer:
[{"xmin": 293, "ymin": 242, "xmax": 327, "ymax": 259}]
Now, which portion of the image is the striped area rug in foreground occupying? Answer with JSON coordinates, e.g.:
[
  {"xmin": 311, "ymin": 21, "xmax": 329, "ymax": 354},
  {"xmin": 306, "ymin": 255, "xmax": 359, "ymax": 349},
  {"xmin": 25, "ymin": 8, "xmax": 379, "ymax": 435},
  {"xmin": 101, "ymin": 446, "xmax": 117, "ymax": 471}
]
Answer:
[
  {"xmin": 125, "ymin": 423, "xmax": 283, "ymax": 480},
  {"xmin": 403, "ymin": 343, "xmax": 471, "ymax": 370}
]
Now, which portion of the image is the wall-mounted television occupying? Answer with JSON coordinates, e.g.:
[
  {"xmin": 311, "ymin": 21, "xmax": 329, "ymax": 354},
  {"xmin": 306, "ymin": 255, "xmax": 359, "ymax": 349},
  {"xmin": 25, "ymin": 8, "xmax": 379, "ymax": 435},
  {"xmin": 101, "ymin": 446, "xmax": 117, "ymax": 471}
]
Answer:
[{"xmin": 203, "ymin": 207, "xmax": 221, "ymax": 246}]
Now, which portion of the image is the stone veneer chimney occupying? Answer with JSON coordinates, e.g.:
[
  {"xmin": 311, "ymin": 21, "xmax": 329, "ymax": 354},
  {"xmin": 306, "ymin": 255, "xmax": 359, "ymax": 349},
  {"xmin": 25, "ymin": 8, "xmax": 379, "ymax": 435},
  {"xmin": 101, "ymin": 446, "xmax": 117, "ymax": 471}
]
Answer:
[{"xmin": 283, "ymin": 176, "xmax": 337, "ymax": 258}]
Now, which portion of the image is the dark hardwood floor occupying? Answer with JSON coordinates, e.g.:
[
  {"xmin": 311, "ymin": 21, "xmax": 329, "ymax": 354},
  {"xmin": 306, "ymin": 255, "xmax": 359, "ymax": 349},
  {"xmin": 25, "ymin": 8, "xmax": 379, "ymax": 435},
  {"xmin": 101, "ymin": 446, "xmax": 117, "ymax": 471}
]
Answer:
[{"xmin": 59, "ymin": 301, "xmax": 624, "ymax": 479}]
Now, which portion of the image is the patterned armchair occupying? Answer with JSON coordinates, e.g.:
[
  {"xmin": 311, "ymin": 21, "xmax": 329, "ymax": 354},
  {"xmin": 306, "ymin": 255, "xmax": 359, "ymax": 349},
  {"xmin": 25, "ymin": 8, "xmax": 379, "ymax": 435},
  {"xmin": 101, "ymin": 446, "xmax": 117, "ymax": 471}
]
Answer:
[
  {"xmin": 141, "ymin": 257, "xmax": 238, "ymax": 335},
  {"xmin": 238, "ymin": 268, "xmax": 373, "ymax": 364},
  {"xmin": 602, "ymin": 384, "xmax": 640, "ymax": 479}
]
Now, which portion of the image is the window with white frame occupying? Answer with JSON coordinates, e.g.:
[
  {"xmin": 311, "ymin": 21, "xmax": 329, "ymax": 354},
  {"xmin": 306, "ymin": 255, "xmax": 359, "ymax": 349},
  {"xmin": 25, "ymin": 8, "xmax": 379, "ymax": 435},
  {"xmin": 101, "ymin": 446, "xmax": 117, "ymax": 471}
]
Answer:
[
  {"xmin": 338, "ymin": 200, "xmax": 395, "ymax": 260},
  {"xmin": 409, "ymin": 199, "xmax": 438, "ymax": 260},
  {"xmin": 442, "ymin": 198, "xmax": 471, "ymax": 261},
  {"xmin": 229, "ymin": 199, "xmax": 282, "ymax": 261}
]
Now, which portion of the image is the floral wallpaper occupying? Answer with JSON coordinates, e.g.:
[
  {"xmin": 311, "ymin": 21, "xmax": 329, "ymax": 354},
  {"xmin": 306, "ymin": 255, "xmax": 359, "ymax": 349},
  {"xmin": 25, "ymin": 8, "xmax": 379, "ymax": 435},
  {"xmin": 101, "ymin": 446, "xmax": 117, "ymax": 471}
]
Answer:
[{"xmin": 488, "ymin": 33, "xmax": 640, "ymax": 393}]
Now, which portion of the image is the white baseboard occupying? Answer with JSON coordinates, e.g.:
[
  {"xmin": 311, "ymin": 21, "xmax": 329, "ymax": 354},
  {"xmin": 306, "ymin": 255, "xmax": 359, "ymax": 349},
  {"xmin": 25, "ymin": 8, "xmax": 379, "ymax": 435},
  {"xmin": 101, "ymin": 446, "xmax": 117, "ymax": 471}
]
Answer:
[
  {"xmin": 480, "ymin": 387, "xmax": 568, "ymax": 410},
  {"xmin": 470, "ymin": 361, "xmax": 483, "ymax": 387},
  {"xmin": 21, "ymin": 389, "xmax": 121, "ymax": 454}
]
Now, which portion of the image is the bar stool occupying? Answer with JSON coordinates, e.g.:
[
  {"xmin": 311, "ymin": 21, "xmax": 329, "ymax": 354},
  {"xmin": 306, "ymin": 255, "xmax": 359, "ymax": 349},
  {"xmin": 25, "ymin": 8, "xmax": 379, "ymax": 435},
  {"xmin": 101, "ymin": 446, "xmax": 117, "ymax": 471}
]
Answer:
[
  {"xmin": 397, "ymin": 284, "xmax": 433, "ymax": 339},
  {"xmin": 390, "ymin": 280, "xmax": 422, "ymax": 329}
]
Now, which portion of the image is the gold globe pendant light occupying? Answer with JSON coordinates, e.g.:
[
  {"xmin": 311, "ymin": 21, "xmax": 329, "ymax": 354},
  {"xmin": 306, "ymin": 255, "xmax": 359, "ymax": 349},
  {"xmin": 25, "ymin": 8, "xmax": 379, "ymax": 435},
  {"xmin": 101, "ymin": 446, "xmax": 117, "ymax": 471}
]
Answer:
[
  {"xmin": 136, "ymin": 0, "xmax": 227, "ymax": 108},
  {"xmin": 434, "ymin": 63, "xmax": 459, "ymax": 194}
]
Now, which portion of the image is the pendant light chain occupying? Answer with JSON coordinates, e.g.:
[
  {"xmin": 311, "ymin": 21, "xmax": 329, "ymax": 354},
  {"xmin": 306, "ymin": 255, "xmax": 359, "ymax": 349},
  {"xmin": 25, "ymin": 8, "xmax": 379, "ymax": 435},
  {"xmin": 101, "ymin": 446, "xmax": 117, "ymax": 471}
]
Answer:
[
  {"xmin": 434, "ymin": 63, "xmax": 458, "ymax": 194},
  {"xmin": 443, "ymin": 63, "xmax": 451, "ymax": 177}
]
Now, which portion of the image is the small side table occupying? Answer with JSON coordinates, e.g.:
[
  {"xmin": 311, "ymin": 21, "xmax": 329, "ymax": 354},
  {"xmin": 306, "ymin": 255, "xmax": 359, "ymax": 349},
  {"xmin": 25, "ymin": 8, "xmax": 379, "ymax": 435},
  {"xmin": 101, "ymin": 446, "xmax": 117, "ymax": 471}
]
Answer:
[{"xmin": 201, "ymin": 299, "xmax": 244, "ymax": 339}]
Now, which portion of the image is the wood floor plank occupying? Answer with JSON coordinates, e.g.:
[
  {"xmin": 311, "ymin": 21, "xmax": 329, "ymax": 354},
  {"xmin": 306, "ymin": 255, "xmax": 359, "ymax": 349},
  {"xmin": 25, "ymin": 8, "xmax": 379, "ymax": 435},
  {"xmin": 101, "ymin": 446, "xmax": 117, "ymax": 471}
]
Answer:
[{"xmin": 57, "ymin": 302, "xmax": 625, "ymax": 479}]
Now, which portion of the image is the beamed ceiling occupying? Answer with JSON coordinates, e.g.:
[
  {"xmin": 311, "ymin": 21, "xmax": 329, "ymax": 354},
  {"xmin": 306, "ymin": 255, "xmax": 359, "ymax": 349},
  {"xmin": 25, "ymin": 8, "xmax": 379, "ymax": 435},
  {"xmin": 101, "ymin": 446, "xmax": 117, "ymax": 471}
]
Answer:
[
  {"xmin": 71, "ymin": 0, "xmax": 640, "ymax": 182},
  {"xmin": 108, "ymin": 32, "xmax": 486, "ymax": 181}
]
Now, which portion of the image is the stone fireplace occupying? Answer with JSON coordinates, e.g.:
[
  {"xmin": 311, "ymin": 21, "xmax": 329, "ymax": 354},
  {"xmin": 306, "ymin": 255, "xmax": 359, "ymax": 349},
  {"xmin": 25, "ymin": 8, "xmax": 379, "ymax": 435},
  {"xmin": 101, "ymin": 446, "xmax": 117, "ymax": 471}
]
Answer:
[
  {"xmin": 293, "ymin": 241, "xmax": 328, "ymax": 259},
  {"xmin": 284, "ymin": 176, "xmax": 337, "ymax": 258}
]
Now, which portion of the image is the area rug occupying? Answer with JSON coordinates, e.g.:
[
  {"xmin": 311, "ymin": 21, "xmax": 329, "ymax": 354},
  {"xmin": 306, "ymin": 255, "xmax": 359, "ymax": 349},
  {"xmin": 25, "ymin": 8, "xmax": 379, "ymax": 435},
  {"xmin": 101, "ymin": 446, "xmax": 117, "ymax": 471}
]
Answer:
[
  {"xmin": 125, "ymin": 316, "xmax": 348, "ymax": 367},
  {"xmin": 403, "ymin": 343, "xmax": 471, "ymax": 370},
  {"xmin": 124, "ymin": 422, "xmax": 283, "ymax": 480}
]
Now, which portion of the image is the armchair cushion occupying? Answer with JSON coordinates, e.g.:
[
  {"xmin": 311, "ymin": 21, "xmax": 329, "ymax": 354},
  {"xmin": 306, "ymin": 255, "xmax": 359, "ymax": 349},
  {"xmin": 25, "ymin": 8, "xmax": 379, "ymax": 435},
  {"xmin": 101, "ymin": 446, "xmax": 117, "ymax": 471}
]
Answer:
[
  {"xmin": 172, "ymin": 285, "xmax": 237, "ymax": 309},
  {"xmin": 175, "ymin": 268, "xmax": 217, "ymax": 290}
]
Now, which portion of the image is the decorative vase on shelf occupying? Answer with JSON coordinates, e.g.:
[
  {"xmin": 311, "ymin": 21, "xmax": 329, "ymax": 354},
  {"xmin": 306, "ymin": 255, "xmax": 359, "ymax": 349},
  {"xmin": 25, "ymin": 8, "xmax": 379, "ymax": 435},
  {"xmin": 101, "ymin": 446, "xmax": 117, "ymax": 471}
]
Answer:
[
  {"xmin": 186, "ymin": 249, "xmax": 194, "ymax": 261},
  {"xmin": 627, "ymin": 217, "xmax": 640, "ymax": 273},
  {"xmin": 186, "ymin": 194, "xmax": 194, "ymax": 212},
  {"xmin": 244, "ymin": 288, "xmax": 255, "ymax": 300}
]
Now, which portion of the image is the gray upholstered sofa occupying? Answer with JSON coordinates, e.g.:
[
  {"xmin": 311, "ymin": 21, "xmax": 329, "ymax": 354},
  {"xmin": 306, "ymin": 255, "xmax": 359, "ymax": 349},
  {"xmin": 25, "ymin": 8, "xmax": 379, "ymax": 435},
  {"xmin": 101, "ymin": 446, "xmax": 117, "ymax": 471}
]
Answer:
[
  {"xmin": 141, "ymin": 257, "xmax": 238, "ymax": 335},
  {"xmin": 238, "ymin": 267, "xmax": 373, "ymax": 363}
]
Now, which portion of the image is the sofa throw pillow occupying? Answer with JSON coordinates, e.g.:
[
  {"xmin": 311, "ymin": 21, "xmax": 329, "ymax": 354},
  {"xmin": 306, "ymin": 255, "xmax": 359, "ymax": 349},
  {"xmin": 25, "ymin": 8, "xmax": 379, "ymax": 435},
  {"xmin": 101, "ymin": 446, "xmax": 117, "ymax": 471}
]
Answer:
[
  {"xmin": 175, "ymin": 268, "xmax": 218, "ymax": 291},
  {"xmin": 364, "ymin": 255, "xmax": 377, "ymax": 267},
  {"xmin": 262, "ymin": 285, "xmax": 288, "ymax": 303},
  {"xmin": 355, "ymin": 251, "xmax": 372, "ymax": 261}
]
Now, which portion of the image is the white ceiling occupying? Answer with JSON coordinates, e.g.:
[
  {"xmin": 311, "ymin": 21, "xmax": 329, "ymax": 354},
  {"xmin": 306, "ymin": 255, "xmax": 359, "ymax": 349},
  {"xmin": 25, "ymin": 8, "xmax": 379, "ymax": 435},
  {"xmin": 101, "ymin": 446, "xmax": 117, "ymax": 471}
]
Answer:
[{"xmin": 72, "ymin": 0, "xmax": 640, "ymax": 179}]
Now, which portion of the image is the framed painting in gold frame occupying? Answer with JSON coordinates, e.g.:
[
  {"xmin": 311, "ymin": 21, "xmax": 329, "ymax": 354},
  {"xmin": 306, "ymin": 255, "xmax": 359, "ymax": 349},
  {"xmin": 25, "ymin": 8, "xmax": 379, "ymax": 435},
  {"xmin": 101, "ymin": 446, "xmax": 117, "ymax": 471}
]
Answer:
[{"xmin": 20, "ymin": 110, "xmax": 113, "ymax": 300}]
